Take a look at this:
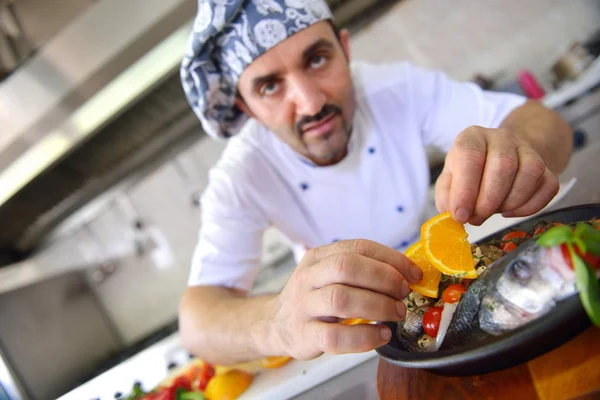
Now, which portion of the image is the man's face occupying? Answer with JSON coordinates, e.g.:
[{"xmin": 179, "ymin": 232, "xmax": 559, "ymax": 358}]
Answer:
[{"xmin": 236, "ymin": 21, "xmax": 355, "ymax": 166}]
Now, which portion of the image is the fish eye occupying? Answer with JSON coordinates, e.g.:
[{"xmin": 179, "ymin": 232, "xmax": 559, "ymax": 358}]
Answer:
[{"xmin": 510, "ymin": 260, "xmax": 532, "ymax": 282}]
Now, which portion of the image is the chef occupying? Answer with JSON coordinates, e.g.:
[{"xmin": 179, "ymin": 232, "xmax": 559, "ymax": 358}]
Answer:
[{"xmin": 178, "ymin": 0, "xmax": 572, "ymax": 365}]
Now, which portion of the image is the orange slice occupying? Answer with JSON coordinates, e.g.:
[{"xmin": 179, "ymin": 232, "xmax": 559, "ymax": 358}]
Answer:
[
  {"xmin": 341, "ymin": 318, "xmax": 373, "ymax": 325},
  {"xmin": 422, "ymin": 212, "xmax": 477, "ymax": 279},
  {"xmin": 405, "ymin": 241, "xmax": 442, "ymax": 298},
  {"xmin": 260, "ymin": 356, "xmax": 293, "ymax": 369},
  {"xmin": 205, "ymin": 369, "xmax": 253, "ymax": 400}
]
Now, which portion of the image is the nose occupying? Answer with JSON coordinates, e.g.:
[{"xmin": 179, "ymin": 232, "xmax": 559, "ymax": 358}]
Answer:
[{"xmin": 288, "ymin": 74, "xmax": 326, "ymax": 117}]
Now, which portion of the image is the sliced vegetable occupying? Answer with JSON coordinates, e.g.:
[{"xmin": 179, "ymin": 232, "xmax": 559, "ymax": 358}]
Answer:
[
  {"xmin": 570, "ymin": 246, "xmax": 600, "ymax": 327},
  {"xmin": 538, "ymin": 224, "xmax": 600, "ymax": 327},
  {"xmin": 579, "ymin": 223, "xmax": 600, "ymax": 256},
  {"xmin": 501, "ymin": 231, "xmax": 529, "ymax": 252},
  {"xmin": 409, "ymin": 291, "xmax": 431, "ymax": 307},
  {"xmin": 561, "ymin": 243, "xmax": 600, "ymax": 270},
  {"xmin": 178, "ymin": 391, "xmax": 205, "ymax": 400},
  {"xmin": 533, "ymin": 222, "xmax": 564, "ymax": 236},
  {"xmin": 417, "ymin": 334, "xmax": 435, "ymax": 350},
  {"xmin": 441, "ymin": 284, "xmax": 466, "ymax": 303},
  {"xmin": 434, "ymin": 302, "xmax": 459, "ymax": 351},
  {"xmin": 537, "ymin": 225, "xmax": 573, "ymax": 247},
  {"xmin": 422, "ymin": 307, "xmax": 443, "ymax": 337},
  {"xmin": 170, "ymin": 376, "xmax": 192, "ymax": 391},
  {"xmin": 195, "ymin": 363, "xmax": 215, "ymax": 391}
]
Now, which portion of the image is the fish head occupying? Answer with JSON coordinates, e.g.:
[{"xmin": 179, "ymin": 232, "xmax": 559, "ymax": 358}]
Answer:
[{"xmin": 479, "ymin": 239, "xmax": 575, "ymax": 335}]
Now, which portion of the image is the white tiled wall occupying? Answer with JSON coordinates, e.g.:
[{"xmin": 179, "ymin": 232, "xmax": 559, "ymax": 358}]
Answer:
[{"xmin": 31, "ymin": 0, "xmax": 600, "ymax": 343}]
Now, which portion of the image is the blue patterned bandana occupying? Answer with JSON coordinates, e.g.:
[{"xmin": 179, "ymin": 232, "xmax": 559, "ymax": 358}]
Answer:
[{"xmin": 180, "ymin": 0, "xmax": 333, "ymax": 139}]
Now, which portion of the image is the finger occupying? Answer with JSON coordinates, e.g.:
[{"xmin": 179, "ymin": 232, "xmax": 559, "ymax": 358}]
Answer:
[
  {"xmin": 470, "ymin": 134, "xmax": 519, "ymax": 225},
  {"xmin": 306, "ymin": 284, "xmax": 406, "ymax": 322},
  {"xmin": 448, "ymin": 128, "xmax": 487, "ymax": 224},
  {"xmin": 502, "ymin": 168, "xmax": 559, "ymax": 217},
  {"xmin": 306, "ymin": 239, "xmax": 423, "ymax": 283},
  {"xmin": 306, "ymin": 320, "xmax": 392, "ymax": 354},
  {"xmin": 434, "ymin": 164, "xmax": 452, "ymax": 213},
  {"xmin": 308, "ymin": 253, "xmax": 411, "ymax": 300},
  {"xmin": 499, "ymin": 145, "xmax": 546, "ymax": 212}
]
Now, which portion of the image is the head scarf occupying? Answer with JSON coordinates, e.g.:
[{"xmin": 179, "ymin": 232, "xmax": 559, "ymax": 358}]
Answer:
[{"xmin": 180, "ymin": 0, "xmax": 334, "ymax": 139}]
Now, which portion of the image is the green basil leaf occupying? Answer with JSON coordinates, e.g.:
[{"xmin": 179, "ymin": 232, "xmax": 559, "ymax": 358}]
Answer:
[
  {"xmin": 570, "ymin": 247, "xmax": 600, "ymax": 327},
  {"xmin": 180, "ymin": 392, "xmax": 206, "ymax": 400},
  {"xmin": 582, "ymin": 224, "xmax": 600, "ymax": 239},
  {"xmin": 584, "ymin": 239, "xmax": 600, "ymax": 256},
  {"xmin": 574, "ymin": 237, "xmax": 587, "ymax": 254},
  {"xmin": 536, "ymin": 225, "xmax": 573, "ymax": 247},
  {"xmin": 575, "ymin": 222, "xmax": 588, "ymax": 236},
  {"xmin": 579, "ymin": 224, "xmax": 600, "ymax": 256}
]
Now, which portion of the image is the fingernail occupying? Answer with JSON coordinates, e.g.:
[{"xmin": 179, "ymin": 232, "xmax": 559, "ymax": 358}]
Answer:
[
  {"xmin": 456, "ymin": 208, "xmax": 471, "ymax": 224},
  {"xmin": 455, "ymin": 208, "xmax": 470, "ymax": 224},
  {"xmin": 502, "ymin": 211, "xmax": 514, "ymax": 217},
  {"xmin": 410, "ymin": 265, "xmax": 423, "ymax": 281},
  {"xmin": 470, "ymin": 216, "xmax": 485, "ymax": 226},
  {"xmin": 396, "ymin": 301, "xmax": 406, "ymax": 318},
  {"xmin": 380, "ymin": 327, "xmax": 392, "ymax": 341},
  {"xmin": 400, "ymin": 280, "xmax": 410, "ymax": 298}
]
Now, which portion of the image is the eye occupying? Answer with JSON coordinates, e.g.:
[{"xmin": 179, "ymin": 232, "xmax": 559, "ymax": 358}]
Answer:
[
  {"xmin": 309, "ymin": 54, "xmax": 326, "ymax": 69},
  {"xmin": 260, "ymin": 81, "xmax": 279, "ymax": 97},
  {"xmin": 510, "ymin": 260, "xmax": 532, "ymax": 282}
]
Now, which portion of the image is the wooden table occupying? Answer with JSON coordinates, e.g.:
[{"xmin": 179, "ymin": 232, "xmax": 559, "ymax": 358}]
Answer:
[
  {"xmin": 377, "ymin": 326, "xmax": 600, "ymax": 400},
  {"xmin": 377, "ymin": 141, "xmax": 600, "ymax": 400}
]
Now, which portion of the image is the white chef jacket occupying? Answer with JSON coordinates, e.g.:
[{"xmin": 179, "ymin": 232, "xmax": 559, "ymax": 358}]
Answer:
[{"xmin": 188, "ymin": 62, "xmax": 526, "ymax": 291}]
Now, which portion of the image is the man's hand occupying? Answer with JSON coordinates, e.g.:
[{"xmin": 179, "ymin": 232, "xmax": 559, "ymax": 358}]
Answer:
[
  {"xmin": 435, "ymin": 126, "xmax": 560, "ymax": 226},
  {"xmin": 270, "ymin": 239, "xmax": 423, "ymax": 360}
]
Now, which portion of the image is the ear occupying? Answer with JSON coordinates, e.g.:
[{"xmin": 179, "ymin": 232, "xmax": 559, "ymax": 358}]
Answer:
[
  {"xmin": 234, "ymin": 95, "xmax": 255, "ymax": 118},
  {"xmin": 339, "ymin": 28, "xmax": 351, "ymax": 61}
]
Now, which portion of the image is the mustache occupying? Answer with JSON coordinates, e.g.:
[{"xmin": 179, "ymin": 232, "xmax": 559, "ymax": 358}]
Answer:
[{"xmin": 296, "ymin": 104, "xmax": 342, "ymax": 136}]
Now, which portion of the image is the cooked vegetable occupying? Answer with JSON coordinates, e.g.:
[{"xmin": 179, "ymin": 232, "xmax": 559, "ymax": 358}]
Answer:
[
  {"xmin": 398, "ymin": 217, "xmax": 600, "ymax": 353},
  {"xmin": 434, "ymin": 302, "xmax": 459, "ymax": 351},
  {"xmin": 501, "ymin": 231, "xmax": 529, "ymax": 252},
  {"xmin": 178, "ymin": 391, "xmax": 205, "ymax": 400},
  {"xmin": 422, "ymin": 307, "xmax": 443, "ymax": 337},
  {"xmin": 409, "ymin": 291, "xmax": 431, "ymax": 307},
  {"xmin": 417, "ymin": 334, "xmax": 435, "ymax": 350},
  {"xmin": 571, "ymin": 247, "xmax": 600, "ymax": 327},
  {"xmin": 441, "ymin": 284, "xmax": 466, "ymax": 304},
  {"xmin": 533, "ymin": 221, "xmax": 564, "ymax": 236}
]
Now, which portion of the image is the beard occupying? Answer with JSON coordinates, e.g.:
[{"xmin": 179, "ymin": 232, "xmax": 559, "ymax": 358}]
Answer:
[{"xmin": 295, "ymin": 103, "xmax": 353, "ymax": 165}]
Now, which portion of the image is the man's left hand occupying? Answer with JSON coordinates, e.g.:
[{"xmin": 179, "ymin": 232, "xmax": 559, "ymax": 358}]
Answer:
[{"xmin": 435, "ymin": 126, "xmax": 559, "ymax": 226}]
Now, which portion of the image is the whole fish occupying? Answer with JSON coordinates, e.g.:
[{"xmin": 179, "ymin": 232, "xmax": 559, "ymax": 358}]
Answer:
[{"xmin": 396, "ymin": 226, "xmax": 600, "ymax": 352}]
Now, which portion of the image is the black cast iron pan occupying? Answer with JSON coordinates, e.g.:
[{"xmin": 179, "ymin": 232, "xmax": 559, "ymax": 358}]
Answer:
[{"xmin": 376, "ymin": 203, "xmax": 600, "ymax": 376}]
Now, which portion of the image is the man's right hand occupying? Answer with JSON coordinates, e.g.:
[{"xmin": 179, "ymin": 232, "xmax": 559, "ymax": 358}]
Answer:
[{"xmin": 269, "ymin": 239, "xmax": 423, "ymax": 360}]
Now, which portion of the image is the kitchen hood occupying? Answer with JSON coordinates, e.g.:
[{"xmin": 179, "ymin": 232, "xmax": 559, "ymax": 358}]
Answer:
[{"xmin": 0, "ymin": 0, "xmax": 397, "ymax": 265}]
